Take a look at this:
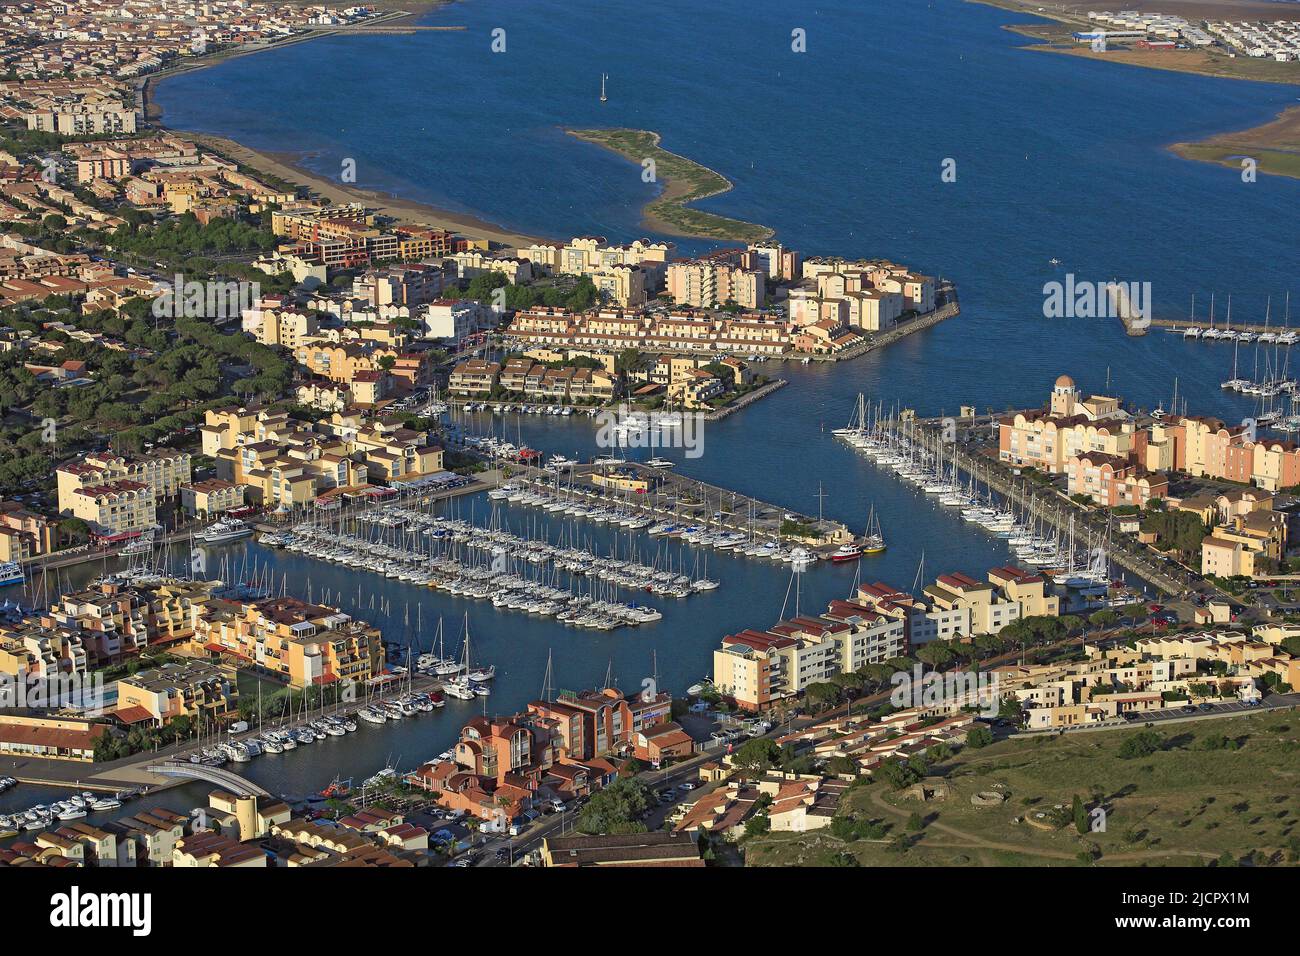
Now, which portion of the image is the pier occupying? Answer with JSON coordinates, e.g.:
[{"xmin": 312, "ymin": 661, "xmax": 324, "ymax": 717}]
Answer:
[
  {"xmin": 503, "ymin": 460, "xmax": 852, "ymax": 550},
  {"xmin": 903, "ymin": 418, "xmax": 1193, "ymax": 596},
  {"xmin": 448, "ymin": 379, "xmax": 789, "ymax": 421},
  {"xmin": 704, "ymin": 378, "xmax": 788, "ymax": 420},
  {"xmin": 1153, "ymin": 318, "xmax": 1298, "ymax": 337}
]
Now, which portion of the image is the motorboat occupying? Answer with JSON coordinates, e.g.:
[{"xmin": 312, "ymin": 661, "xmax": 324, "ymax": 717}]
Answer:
[
  {"xmin": 831, "ymin": 543, "xmax": 861, "ymax": 563},
  {"xmin": 196, "ymin": 518, "xmax": 254, "ymax": 544}
]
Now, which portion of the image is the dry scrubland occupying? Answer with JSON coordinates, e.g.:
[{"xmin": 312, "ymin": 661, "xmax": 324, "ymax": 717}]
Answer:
[{"xmin": 746, "ymin": 712, "xmax": 1300, "ymax": 867}]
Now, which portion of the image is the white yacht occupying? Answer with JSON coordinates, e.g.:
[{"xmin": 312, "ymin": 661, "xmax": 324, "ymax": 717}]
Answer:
[{"xmin": 196, "ymin": 518, "xmax": 254, "ymax": 544}]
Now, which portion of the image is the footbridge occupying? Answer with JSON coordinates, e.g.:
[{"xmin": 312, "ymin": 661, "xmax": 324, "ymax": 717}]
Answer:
[{"xmin": 144, "ymin": 761, "xmax": 271, "ymax": 798}]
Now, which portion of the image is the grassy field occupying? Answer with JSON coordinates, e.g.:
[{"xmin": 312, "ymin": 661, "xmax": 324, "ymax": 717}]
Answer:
[
  {"xmin": 565, "ymin": 128, "xmax": 774, "ymax": 244},
  {"xmin": 745, "ymin": 712, "xmax": 1300, "ymax": 867}
]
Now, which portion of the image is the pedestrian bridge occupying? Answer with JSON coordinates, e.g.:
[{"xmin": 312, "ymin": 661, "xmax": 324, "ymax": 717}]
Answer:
[{"xmin": 145, "ymin": 761, "xmax": 270, "ymax": 798}]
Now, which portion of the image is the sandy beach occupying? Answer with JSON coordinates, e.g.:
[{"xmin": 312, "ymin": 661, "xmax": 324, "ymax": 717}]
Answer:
[{"xmin": 190, "ymin": 132, "xmax": 548, "ymax": 250}]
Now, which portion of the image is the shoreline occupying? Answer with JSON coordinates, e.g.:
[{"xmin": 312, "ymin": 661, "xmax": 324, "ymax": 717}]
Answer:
[
  {"xmin": 187, "ymin": 132, "xmax": 550, "ymax": 248},
  {"xmin": 1169, "ymin": 104, "xmax": 1300, "ymax": 181},
  {"xmin": 139, "ymin": 1, "xmax": 550, "ymax": 248},
  {"xmin": 565, "ymin": 128, "xmax": 775, "ymax": 244},
  {"xmin": 964, "ymin": 0, "xmax": 1300, "ymax": 181}
]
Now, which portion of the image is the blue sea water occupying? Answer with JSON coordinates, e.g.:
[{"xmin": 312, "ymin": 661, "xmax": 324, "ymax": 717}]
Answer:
[{"xmin": 7, "ymin": 0, "xmax": 1285, "ymax": 804}]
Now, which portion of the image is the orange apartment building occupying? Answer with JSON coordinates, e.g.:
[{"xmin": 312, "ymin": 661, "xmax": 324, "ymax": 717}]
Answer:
[{"xmin": 195, "ymin": 596, "xmax": 383, "ymax": 688}]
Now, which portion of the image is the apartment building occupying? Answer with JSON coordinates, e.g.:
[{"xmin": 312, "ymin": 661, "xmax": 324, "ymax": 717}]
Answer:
[
  {"xmin": 423, "ymin": 299, "xmax": 486, "ymax": 344},
  {"xmin": 527, "ymin": 686, "xmax": 675, "ymax": 761},
  {"xmin": 1067, "ymin": 452, "xmax": 1169, "ymax": 508},
  {"xmin": 744, "ymin": 241, "xmax": 801, "ymax": 281},
  {"xmin": 0, "ymin": 498, "xmax": 55, "ymax": 561},
  {"xmin": 181, "ymin": 479, "xmax": 248, "ymax": 518},
  {"xmin": 667, "ymin": 369, "xmax": 727, "ymax": 409},
  {"xmin": 195, "ymin": 596, "xmax": 384, "ymax": 688},
  {"xmin": 353, "ymin": 263, "xmax": 444, "ymax": 309},
  {"xmin": 0, "ymin": 625, "xmax": 87, "ymax": 682},
  {"xmin": 394, "ymin": 226, "xmax": 454, "ymax": 260},
  {"xmin": 924, "ymin": 571, "xmax": 1022, "ymax": 636},
  {"xmin": 589, "ymin": 264, "xmax": 648, "ymax": 307},
  {"xmin": 820, "ymin": 599, "xmax": 909, "ymax": 666},
  {"xmin": 506, "ymin": 306, "xmax": 806, "ymax": 357},
  {"xmin": 448, "ymin": 358, "xmax": 501, "ymax": 396},
  {"xmin": 1022, "ymin": 373, "xmax": 1300, "ymax": 495},
  {"xmin": 245, "ymin": 304, "xmax": 319, "ymax": 348},
  {"xmin": 56, "ymin": 450, "xmax": 190, "ymax": 536},
  {"xmin": 409, "ymin": 711, "xmax": 617, "ymax": 825},
  {"xmin": 445, "ymin": 250, "xmax": 532, "ymax": 283},
  {"xmin": 713, "ymin": 618, "xmax": 842, "ymax": 712},
  {"xmin": 63, "ymin": 480, "xmax": 155, "ymax": 538},
  {"xmin": 854, "ymin": 580, "xmax": 969, "ymax": 645},
  {"xmin": 987, "ymin": 566, "xmax": 1060, "ymax": 618},
  {"xmin": 521, "ymin": 236, "xmax": 675, "ymax": 293},
  {"xmin": 42, "ymin": 578, "xmax": 216, "ymax": 666},
  {"xmin": 107, "ymin": 809, "xmax": 188, "ymax": 867},
  {"xmin": 115, "ymin": 660, "xmax": 238, "ymax": 728},
  {"xmin": 666, "ymin": 257, "xmax": 766, "ymax": 309}
]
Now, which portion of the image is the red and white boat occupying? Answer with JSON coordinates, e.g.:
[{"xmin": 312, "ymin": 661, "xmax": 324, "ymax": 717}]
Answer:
[{"xmin": 831, "ymin": 543, "xmax": 862, "ymax": 563}]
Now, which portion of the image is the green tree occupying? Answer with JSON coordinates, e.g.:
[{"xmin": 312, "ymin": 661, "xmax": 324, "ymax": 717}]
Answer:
[
  {"xmin": 576, "ymin": 778, "xmax": 651, "ymax": 835},
  {"xmin": 1118, "ymin": 729, "xmax": 1163, "ymax": 759},
  {"xmin": 1072, "ymin": 793, "xmax": 1088, "ymax": 835},
  {"xmin": 733, "ymin": 737, "xmax": 781, "ymax": 777},
  {"xmin": 877, "ymin": 756, "xmax": 921, "ymax": 791},
  {"xmin": 1089, "ymin": 609, "xmax": 1119, "ymax": 630}
]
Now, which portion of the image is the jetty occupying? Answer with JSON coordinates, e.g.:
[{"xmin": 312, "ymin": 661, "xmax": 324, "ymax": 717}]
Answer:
[
  {"xmin": 502, "ymin": 460, "xmax": 852, "ymax": 552},
  {"xmin": 902, "ymin": 417, "xmax": 1192, "ymax": 596}
]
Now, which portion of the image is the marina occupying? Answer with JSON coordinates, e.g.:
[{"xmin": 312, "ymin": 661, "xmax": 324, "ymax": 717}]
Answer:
[
  {"xmin": 495, "ymin": 461, "xmax": 853, "ymax": 555},
  {"xmin": 872, "ymin": 414, "xmax": 1186, "ymax": 597},
  {"xmin": 262, "ymin": 498, "xmax": 709, "ymax": 630},
  {"xmin": 832, "ymin": 398, "xmax": 1114, "ymax": 599}
]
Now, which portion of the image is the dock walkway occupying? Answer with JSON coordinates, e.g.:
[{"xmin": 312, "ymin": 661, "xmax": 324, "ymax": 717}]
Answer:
[
  {"xmin": 501, "ymin": 460, "xmax": 850, "ymax": 549},
  {"xmin": 907, "ymin": 420, "xmax": 1193, "ymax": 596}
]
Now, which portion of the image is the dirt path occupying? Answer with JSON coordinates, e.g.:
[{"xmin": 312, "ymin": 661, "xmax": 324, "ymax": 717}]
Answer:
[{"xmin": 866, "ymin": 785, "xmax": 1218, "ymax": 863}]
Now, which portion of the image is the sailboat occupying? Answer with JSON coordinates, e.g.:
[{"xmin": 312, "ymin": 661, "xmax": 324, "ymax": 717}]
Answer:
[
  {"xmin": 862, "ymin": 505, "xmax": 886, "ymax": 554},
  {"xmin": 1222, "ymin": 338, "xmax": 1250, "ymax": 391}
]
